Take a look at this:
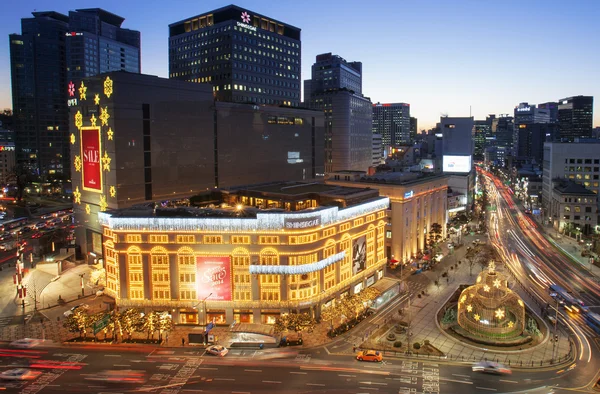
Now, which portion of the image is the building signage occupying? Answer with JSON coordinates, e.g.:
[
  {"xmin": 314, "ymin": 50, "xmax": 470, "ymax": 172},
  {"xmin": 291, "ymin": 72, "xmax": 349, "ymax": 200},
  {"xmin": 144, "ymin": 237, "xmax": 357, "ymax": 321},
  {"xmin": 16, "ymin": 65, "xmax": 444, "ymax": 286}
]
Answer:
[
  {"xmin": 443, "ymin": 155, "xmax": 472, "ymax": 173},
  {"xmin": 366, "ymin": 275, "xmax": 375, "ymax": 287},
  {"xmin": 352, "ymin": 235, "xmax": 366, "ymax": 275},
  {"xmin": 236, "ymin": 21, "xmax": 257, "ymax": 31},
  {"xmin": 404, "ymin": 190, "xmax": 414, "ymax": 199},
  {"xmin": 68, "ymin": 98, "xmax": 78, "ymax": 107},
  {"xmin": 284, "ymin": 215, "xmax": 321, "ymax": 229},
  {"xmin": 196, "ymin": 256, "xmax": 232, "ymax": 301},
  {"xmin": 516, "ymin": 107, "xmax": 531, "ymax": 112},
  {"xmin": 0, "ymin": 146, "xmax": 15, "ymax": 152},
  {"xmin": 65, "ymin": 32, "xmax": 83, "ymax": 37},
  {"xmin": 81, "ymin": 127, "xmax": 102, "ymax": 192}
]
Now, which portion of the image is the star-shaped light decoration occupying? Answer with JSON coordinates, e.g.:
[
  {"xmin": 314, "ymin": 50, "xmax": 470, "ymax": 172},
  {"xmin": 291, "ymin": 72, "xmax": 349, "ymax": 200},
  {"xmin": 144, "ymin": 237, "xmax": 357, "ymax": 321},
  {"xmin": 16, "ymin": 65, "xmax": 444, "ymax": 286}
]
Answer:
[
  {"xmin": 85, "ymin": 204, "xmax": 91, "ymax": 215},
  {"xmin": 73, "ymin": 186, "xmax": 81, "ymax": 204},
  {"xmin": 99, "ymin": 195, "xmax": 108, "ymax": 212},
  {"xmin": 507, "ymin": 321, "xmax": 514, "ymax": 328},
  {"xmin": 109, "ymin": 185, "xmax": 116, "ymax": 198},
  {"xmin": 474, "ymin": 314, "xmax": 480, "ymax": 322},
  {"xmin": 74, "ymin": 155, "xmax": 82, "ymax": 172},
  {"xmin": 75, "ymin": 111, "xmax": 83, "ymax": 129},
  {"xmin": 495, "ymin": 308, "xmax": 505, "ymax": 320},
  {"xmin": 101, "ymin": 151, "xmax": 111, "ymax": 171},
  {"xmin": 99, "ymin": 106, "xmax": 110, "ymax": 126},
  {"xmin": 460, "ymin": 295, "xmax": 467, "ymax": 304},
  {"xmin": 79, "ymin": 81, "xmax": 87, "ymax": 100},
  {"xmin": 104, "ymin": 76, "xmax": 113, "ymax": 98},
  {"xmin": 476, "ymin": 276, "xmax": 481, "ymax": 283},
  {"xmin": 107, "ymin": 127, "xmax": 114, "ymax": 140},
  {"xmin": 483, "ymin": 284, "xmax": 490, "ymax": 292},
  {"xmin": 493, "ymin": 279, "xmax": 501, "ymax": 288},
  {"xmin": 488, "ymin": 261, "xmax": 496, "ymax": 274},
  {"xmin": 518, "ymin": 300, "xmax": 524, "ymax": 307},
  {"xmin": 90, "ymin": 114, "xmax": 97, "ymax": 127},
  {"xmin": 70, "ymin": 133, "xmax": 76, "ymax": 145},
  {"xmin": 94, "ymin": 94, "xmax": 100, "ymax": 105},
  {"xmin": 466, "ymin": 304, "xmax": 473, "ymax": 312}
]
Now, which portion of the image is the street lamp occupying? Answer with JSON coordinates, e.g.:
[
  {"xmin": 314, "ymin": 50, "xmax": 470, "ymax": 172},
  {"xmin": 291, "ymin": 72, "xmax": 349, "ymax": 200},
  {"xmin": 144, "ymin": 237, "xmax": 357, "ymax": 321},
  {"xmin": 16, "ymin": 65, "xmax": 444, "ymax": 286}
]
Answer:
[{"xmin": 193, "ymin": 292, "xmax": 213, "ymax": 326}]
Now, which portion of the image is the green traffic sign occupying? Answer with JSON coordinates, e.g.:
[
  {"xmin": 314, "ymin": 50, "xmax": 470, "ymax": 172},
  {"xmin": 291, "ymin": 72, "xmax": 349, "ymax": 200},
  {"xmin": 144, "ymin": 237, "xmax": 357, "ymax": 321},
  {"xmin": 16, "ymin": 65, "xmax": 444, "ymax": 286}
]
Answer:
[{"xmin": 93, "ymin": 314, "xmax": 111, "ymax": 334}]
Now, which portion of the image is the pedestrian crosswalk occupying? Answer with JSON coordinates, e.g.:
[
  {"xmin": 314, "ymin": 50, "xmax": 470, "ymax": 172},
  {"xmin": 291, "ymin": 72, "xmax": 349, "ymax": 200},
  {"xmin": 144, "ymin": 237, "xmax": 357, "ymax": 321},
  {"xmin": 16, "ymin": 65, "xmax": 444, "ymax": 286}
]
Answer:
[{"xmin": 0, "ymin": 316, "xmax": 14, "ymax": 328}]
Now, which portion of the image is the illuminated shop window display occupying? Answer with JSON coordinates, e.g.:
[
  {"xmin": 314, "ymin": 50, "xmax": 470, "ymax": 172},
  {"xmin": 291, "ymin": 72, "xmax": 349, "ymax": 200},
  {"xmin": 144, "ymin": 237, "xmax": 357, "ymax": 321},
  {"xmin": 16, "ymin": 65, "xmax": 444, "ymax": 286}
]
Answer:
[{"xmin": 100, "ymin": 182, "xmax": 390, "ymax": 325}]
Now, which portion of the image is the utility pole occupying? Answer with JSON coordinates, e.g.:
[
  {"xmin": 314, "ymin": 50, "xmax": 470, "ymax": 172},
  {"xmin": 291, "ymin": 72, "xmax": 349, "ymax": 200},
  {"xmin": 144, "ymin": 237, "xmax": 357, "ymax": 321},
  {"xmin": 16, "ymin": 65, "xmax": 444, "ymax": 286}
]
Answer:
[{"xmin": 552, "ymin": 298, "xmax": 559, "ymax": 362}]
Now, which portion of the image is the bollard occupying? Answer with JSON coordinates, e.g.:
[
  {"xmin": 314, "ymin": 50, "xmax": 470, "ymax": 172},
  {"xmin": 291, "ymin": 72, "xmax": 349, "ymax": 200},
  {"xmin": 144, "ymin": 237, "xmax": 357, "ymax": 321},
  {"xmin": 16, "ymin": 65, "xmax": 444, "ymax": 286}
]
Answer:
[
  {"xmin": 540, "ymin": 361, "xmax": 542, "ymax": 366},
  {"xmin": 508, "ymin": 360, "xmax": 510, "ymax": 366},
  {"xmin": 531, "ymin": 361, "xmax": 533, "ymax": 367},
  {"xmin": 520, "ymin": 361, "xmax": 522, "ymax": 366}
]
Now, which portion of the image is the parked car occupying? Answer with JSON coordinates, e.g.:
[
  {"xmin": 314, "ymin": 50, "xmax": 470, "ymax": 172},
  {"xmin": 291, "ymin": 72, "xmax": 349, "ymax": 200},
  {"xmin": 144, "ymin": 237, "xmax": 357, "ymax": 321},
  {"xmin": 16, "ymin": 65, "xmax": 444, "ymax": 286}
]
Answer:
[
  {"xmin": 206, "ymin": 345, "xmax": 229, "ymax": 357},
  {"xmin": 472, "ymin": 361, "xmax": 512, "ymax": 375},
  {"xmin": 356, "ymin": 350, "xmax": 383, "ymax": 362},
  {"xmin": 63, "ymin": 303, "xmax": 89, "ymax": 317},
  {"xmin": 0, "ymin": 368, "xmax": 42, "ymax": 381},
  {"xmin": 280, "ymin": 333, "xmax": 303, "ymax": 346}
]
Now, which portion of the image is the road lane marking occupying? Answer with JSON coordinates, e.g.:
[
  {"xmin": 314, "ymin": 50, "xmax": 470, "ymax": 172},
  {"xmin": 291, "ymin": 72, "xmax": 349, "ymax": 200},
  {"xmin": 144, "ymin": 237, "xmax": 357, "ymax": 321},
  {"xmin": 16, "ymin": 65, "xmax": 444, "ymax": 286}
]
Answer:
[
  {"xmin": 290, "ymin": 372, "xmax": 307, "ymax": 375},
  {"xmin": 214, "ymin": 378, "xmax": 235, "ymax": 381},
  {"xmin": 452, "ymin": 374, "xmax": 471, "ymax": 378},
  {"xmin": 197, "ymin": 367, "xmax": 218, "ymax": 370},
  {"xmin": 338, "ymin": 374, "xmax": 356, "ymax": 377},
  {"xmin": 262, "ymin": 380, "xmax": 281, "ymax": 384},
  {"xmin": 499, "ymin": 379, "xmax": 518, "ymax": 383},
  {"xmin": 244, "ymin": 369, "xmax": 262, "ymax": 372},
  {"xmin": 113, "ymin": 364, "xmax": 131, "ymax": 367},
  {"xmin": 104, "ymin": 354, "xmax": 121, "ymax": 357},
  {"xmin": 476, "ymin": 387, "xmax": 497, "ymax": 391},
  {"xmin": 307, "ymin": 383, "xmax": 325, "ymax": 386},
  {"xmin": 359, "ymin": 382, "xmax": 387, "ymax": 386}
]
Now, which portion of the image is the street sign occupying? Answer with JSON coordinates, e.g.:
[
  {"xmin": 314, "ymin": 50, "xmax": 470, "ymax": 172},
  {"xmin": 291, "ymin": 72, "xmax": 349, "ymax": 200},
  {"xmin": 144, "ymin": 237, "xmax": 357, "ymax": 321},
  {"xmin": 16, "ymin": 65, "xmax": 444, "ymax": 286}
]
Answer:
[{"xmin": 93, "ymin": 314, "xmax": 111, "ymax": 334}]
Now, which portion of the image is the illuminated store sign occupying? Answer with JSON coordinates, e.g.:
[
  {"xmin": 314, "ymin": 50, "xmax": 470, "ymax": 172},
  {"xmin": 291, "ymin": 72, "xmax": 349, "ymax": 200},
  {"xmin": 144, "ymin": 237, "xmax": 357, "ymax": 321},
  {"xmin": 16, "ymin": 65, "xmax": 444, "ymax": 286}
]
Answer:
[
  {"xmin": 68, "ymin": 98, "xmax": 78, "ymax": 107},
  {"xmin": 236, "ymin": 21, "xmax": 256, "ymax": 31},
  {"xmin": 443, "ymin": 155, "xmax": 472, "ymax": 173},
  {"xmin": 196, "ymin": 256, "xmax": 232, "ymax": 301},
  {"xmin": 65, "ymin": 32, "xmax": 83, "ymax": 37},
  {"xmin": 68, "ymin": 81, "xmax": 75, "ymax": 97},
  {"xmin": 81, "ymin": 127, "xmax": 102, "ymax": 192},
  {"xmin": 404, "ymin": 190, "xmax": 414, "ymax": 199},
  {"xmin": 0, "ymin": 146, "xmax": 15, "ymax": 152},
  {"xmin": 516, "ymin": 107, "xmax": 531, "ymax": 112},
  {"xmin": 284, "ymin": 215, "xmax": 321, "ymax": 229}
]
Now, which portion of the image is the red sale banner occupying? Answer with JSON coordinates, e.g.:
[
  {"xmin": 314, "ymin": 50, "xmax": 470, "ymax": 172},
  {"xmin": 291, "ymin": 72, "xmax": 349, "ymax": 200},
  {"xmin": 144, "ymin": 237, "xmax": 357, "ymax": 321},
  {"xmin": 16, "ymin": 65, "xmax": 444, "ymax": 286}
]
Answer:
[
  {"xmin": 81, "ymin": 127, "xmax": 102, "ymax": 192},
  {"xmin": 196, "ymin": 256, "xmax": 232, "ymax": 301}
]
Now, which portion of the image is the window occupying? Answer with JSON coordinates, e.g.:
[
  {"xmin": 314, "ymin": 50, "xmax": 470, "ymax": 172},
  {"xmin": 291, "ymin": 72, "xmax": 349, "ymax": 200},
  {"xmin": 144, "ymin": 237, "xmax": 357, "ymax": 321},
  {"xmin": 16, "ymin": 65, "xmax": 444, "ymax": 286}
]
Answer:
[
  {"xmin": 575, "ymin": 206, "xmax": 581, "ymax": 213},
  {"xmin": 564, "ymin": 206, "xmax": 571, "ymax": 212},
  {"xmin": 231, "ymin": 235, "xmax": 250, "ymax": 244},
  {"xmin": 204, "ymin": 235, "xmax": 223, "ymax": 244},
  {"xmin": 127, "ymin": 250, "xmax": 144, "ymax": 300},
  {"xmin": 126, "ymin": 234, "xmax": 142, "ymax": 243},
  {"xmin": 585, "ymin": 207, "xmax": 592, "ymax": 213},
  {"xmin": 259, "ymin": 236, "xmax": 279, "ymax": 244},
  {"xmin": 386, "ymin": 230, "xmax": 392, "ymax": 239},
  {"xmin": 322, "ymin": 227, "xmax": 336, "ymax": 238},
  {"xmin": 151, "ymin": 251, "xmax": 170, "ymax": 300},
  {"xmin": 176, "ymin": 235, "xmax": 195, "ymax": 243},
  {"xmin": 574, "ymin": 216, "xmax": 581, "ymax": 220},
  {"xmin": 289, "ymin": 233, "xmax": 318, "ymax": 244},
  {"xmin": 149, "ymin": 234, "xmax": 168, "ymax": 243},
  {"xmin": 340, "ymin": 222, "xmax": 351, "ymax": 232},
  {"xmin": 366, "ymin": 214, "xmax": 376, "ymax": 222},
  {"xmin": 353, "ymin": 218, "xmax": 364, "ymax": 227},
  {"xmin": 232, "ymin": 251, "xmax": 251, "ymax": 301}
]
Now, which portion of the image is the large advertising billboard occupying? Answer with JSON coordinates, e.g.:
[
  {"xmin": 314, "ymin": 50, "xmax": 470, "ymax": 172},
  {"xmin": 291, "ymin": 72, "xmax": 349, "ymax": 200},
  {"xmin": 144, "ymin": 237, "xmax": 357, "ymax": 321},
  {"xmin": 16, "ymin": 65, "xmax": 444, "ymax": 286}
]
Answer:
[
  {"xmin": 443, "ymin": 155, "xmax": 472, "ymax": 173},
  {"xmin": 352, "ymin": 236, "xmax": 367, "ymax": 275},
  {"xmin": 196, "ymin": 256, "xmax": 232, "ymax": 301},
  {"xmin": 80, "ymin": 127, "xmax": 102, "ymax": 192}
]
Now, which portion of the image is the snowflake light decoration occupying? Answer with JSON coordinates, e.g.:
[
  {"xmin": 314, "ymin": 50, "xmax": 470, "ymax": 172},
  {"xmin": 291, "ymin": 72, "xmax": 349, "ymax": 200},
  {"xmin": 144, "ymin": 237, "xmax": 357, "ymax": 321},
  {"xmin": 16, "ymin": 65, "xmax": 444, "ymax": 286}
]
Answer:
[
  {"xmin": 99, "ymin": 106, "xmax": 110, "ymax": 126},
  {"xmin": 75, "ymin": 111, "xmax": 83, "ymax": 129},
  {"xmin": 483, "ymin": 284, "xmax": 490, "ymax": 292},
  {"xmin": 94, "ymin": 94, "xmax": 100, "ymax": 105},
  {"xmin": 90, "ymin": 114, "xmax": 97, "ymax": 127},
  {"xmin": 518, "ymin": 300, "xmax": 524, "ymax": 307},
  {"xmin": 460, "ymin": 295, "xmax": 467, "ymax": 304},
  {"xmin": 79, "ymin": 81, "xmax": 87, "ymax": 100},
  {"xmin": 495, "ymin": 308, "xmax": 505, "ymax": 320},
  {"xmin": 68, "ymin": 81, "xmax": 75, "ymax": 97},
  {"xmin": 109, "ymin": 185, "xmax": 116, "ymax": 198},
  {"xmin": 466, "ymin": 304, "xmax": 473, "ymax": 312},
  {"xmin": 73, "ymin": 186, "xmax": 81, "ymax": 204},
  {"xmin": 74, "ymin": 155, "xmax": 82, "ymax": 172},
  {"xmin": 104, "ymin": 76, "xmax": 113, "ymax": 98},
  {"xmin": 102, "ymin": 151, "xmax": 111, "ymax": 171},
  {"xmin": 70, "ymin": 133, "xmax": 76, "ymax": 145},
  {"xmin": 493, "ymin": 279, "xmax": 501, "ymax": 288},
  {"xmin": 507, "ymin": 321, "xmax": 514, "ymax": 328},
  {"xmin": 241, "ymin": 11, "xmax": 250, "ymax": 23},
  {"xmin": 99, "ymin": 195, "xmax": 108, "ymax": 212},
  {"xmin": 107, "ymin": 127, "xmax": 114, "ymax": 140}
]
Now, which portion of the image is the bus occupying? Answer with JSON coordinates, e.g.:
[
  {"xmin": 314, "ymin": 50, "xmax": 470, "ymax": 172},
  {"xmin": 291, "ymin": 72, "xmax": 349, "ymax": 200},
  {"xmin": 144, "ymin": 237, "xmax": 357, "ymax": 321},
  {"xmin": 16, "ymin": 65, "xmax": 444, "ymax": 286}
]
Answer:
[
  {"xmin": 585, "ymin": 312, "xmax": 600, "ymax": 335},
  {"xmin": 549, "ymin": 284, "xmax": 583, "ymax": 313},
  {"xmin": 0, "ymin": 217, "xmax": 28, "ymax": 232}
]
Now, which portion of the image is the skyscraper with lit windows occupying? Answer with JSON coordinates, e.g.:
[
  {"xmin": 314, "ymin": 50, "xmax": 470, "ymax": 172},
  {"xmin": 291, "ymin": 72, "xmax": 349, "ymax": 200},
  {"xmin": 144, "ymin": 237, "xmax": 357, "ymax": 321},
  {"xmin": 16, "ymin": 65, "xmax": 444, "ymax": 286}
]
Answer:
[{"xmin": 169, "ymin": 5, "xmax": 301, "ymax": 106}]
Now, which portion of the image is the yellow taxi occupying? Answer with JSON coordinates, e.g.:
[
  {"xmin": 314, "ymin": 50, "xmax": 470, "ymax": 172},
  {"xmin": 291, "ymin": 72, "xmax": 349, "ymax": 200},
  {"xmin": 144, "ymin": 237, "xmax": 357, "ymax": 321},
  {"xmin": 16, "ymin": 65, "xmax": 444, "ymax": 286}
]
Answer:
[{"xmin": 356, "ymin": 350, "xmax": 383, "ymax": 362}]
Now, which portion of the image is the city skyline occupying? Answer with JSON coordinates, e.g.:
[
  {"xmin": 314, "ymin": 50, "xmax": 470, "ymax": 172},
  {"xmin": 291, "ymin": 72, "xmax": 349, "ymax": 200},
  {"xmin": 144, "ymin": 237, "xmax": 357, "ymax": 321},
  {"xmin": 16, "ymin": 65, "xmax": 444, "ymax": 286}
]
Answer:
[{"xmin": 1, "ymin": 0, "xmax": 599, "ymax": 131}]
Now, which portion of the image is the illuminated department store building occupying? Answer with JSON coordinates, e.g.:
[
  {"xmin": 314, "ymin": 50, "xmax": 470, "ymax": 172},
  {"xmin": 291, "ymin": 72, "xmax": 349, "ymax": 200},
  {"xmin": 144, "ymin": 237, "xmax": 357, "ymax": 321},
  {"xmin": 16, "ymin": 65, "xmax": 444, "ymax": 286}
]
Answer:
[{"xmin": 100, "ymin": 182, "xmax": 390, "ymax": 325}]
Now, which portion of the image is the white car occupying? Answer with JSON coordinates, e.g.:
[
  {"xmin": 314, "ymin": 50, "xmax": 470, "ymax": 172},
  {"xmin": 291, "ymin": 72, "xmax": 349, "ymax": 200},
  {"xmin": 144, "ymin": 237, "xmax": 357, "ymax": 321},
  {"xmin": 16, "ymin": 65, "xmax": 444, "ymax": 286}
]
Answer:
[
  {"xmin": 0, "ymin": 368, "xmax": 42, "ymax": 381},
  {"xmin": 10, "ymin": 338, "xmax": 43, "ymax": 349},
  {"xmin": 206, "ymin": 345, "xmax": 229, "ymax": 357},
  {"xmin": 63, "ymin": 303, "xmax": 89, "ymax": 317},
  {"xmin": 472, "ymin": 361, "xmax": 512, "ymax": 375}
]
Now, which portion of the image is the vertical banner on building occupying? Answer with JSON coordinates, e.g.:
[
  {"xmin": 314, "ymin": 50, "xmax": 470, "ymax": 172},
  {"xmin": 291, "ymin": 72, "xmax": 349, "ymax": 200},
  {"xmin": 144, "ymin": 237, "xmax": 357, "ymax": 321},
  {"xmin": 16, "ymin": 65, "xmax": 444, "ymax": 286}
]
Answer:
[
  {"xmin": 196, "ymin": 256, "xmax": 232, "ymax": 301},
  {"xmin": 352, "ymin": 235, "xmax": 367, "ymax": 275},
  {"xmin": 80, "ymin": 126, "xmax": 102, "ymax": 192}
]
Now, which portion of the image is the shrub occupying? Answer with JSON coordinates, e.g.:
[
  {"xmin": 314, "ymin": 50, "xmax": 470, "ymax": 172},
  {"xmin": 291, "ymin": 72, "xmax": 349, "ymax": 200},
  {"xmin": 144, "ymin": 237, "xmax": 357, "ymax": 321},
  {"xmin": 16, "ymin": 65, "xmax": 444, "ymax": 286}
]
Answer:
[
  {"xmin": 386, "ymin": 333, "xmax": 396, "ymax": 341},
  {"xmin": 413, "ymin": 342, "xmax": 421, "ymax": 350},
  {"xmin": 424, "ymin": 339, "xmax": 430, "ymax": 345},
  {"xmin": 394, "ymin": 341, "xmax": 402, "ymax": 348}
]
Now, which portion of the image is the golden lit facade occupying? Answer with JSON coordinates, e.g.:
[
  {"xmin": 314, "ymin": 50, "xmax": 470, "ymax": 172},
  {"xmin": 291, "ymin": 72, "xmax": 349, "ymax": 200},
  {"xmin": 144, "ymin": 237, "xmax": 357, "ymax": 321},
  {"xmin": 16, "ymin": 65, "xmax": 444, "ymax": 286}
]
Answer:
[{"xmin": 100, "ymin": 191, "xmax": 389, "ymax": 325}]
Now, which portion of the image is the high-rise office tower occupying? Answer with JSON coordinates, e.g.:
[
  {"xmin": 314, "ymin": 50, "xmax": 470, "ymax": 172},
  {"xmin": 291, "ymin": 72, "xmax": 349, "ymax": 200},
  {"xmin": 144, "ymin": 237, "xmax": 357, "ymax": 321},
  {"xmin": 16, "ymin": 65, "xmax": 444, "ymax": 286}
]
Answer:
[
  {"xmin": 514, "ymin": 102, "xmax": 551, "ymax": 125},
  {"xmin": 305, "ymin": 53, "xmax": 373, "ymax": 173},
  {"xmin": 557, "ymin": 96, "xmax": 593, "ymax": 141},
  {"xmin": 66, "ymin": 9, "xmax": 141, "ymax": 81},
  {"xmin": 513, "ymin": 102, "xmax": 555, "ymax": 164},
  {"xmin": 9, "ymin": 9, "xmax": 140, "ymax": 180},
  {"xmin": 473, "ymin": 119, "xmax": 491, "ymax": 162},
  {"xmin": 371, "ymin": 103, "xmax": 411, "ymax": 147},
  {"xmin": 169, "ymin": 5, "xmax": 301, "ymax": 106},
  {"xmin": 537, "ymin": 102, "xmax": 559, "ymax": 123},
  {"xmin": 410, "ymin": 117, "xmax": 417, "ymax": 143}
]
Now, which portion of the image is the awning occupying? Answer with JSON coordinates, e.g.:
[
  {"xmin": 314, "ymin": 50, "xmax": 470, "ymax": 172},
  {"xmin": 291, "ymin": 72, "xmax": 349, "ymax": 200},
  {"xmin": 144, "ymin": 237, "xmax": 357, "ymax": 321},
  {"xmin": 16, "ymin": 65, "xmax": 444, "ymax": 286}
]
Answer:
[{"xmin": 389, "ymin": 259, "xmax": 399, "ymax": 263}]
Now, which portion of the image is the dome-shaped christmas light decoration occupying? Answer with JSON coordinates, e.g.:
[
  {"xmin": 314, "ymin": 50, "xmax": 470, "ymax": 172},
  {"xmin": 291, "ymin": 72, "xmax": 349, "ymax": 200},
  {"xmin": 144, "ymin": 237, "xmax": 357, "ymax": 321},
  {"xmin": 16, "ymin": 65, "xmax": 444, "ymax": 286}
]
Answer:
[{"xmin": 456, "ymin": 261, "xmax": 525, "ymax": 341}]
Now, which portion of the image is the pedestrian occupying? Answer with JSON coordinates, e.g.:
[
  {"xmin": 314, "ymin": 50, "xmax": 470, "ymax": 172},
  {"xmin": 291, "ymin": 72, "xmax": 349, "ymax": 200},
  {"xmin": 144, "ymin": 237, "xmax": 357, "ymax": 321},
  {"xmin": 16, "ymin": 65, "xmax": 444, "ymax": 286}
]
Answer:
[
  {"xmin": 181, "ymin": 338, "xmax": 185, "ymax": 346},
  {"xmin": 353, "ymin": 344, "xmax": 356, "ymax": 353}
]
